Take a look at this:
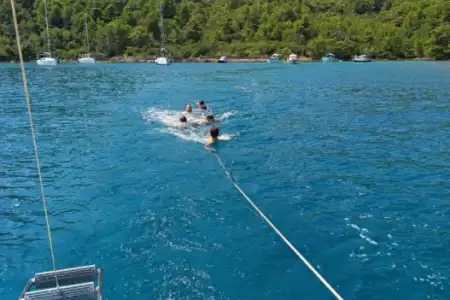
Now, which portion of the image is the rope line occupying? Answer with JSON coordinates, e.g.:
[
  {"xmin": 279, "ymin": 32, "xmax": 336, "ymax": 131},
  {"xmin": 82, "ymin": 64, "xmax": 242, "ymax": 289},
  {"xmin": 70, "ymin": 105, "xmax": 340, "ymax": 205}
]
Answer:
[
  {"xmin": 9, "ymin": 0, "xmax": 59, "ymax": 287},
  {"xmin": 212, "ymin": 151, "xmax": 344, "ymax": 300}
]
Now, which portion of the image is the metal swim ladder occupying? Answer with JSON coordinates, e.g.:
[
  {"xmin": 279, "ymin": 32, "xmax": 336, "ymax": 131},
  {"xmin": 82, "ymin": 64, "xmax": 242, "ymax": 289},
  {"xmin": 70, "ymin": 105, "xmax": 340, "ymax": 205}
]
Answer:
[{"xmin": 19, "ymin": 265, "xmax": 103, "ymax": 300}]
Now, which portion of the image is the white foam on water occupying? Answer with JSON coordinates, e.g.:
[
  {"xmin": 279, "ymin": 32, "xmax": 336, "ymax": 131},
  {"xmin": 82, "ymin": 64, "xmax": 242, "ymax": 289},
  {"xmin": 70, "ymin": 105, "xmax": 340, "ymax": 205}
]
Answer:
[
  {"xmin": 142, "ymin": 108, "xmax": 201, "ymax": 127},
  {"xmin": 218, "ymin": 111, "xmax": 238, "ymax": 122},
  {"xmin": 157, "ymin": 127, "xmax": 207, "ymax": 144},
  {"xmin": 346, "ymin": 222, "xmax": 379, "ymax": 246},
  {"xmin": 218, "ymin": 134, "xmax": 233, "ymax": 141},
  {"xmin": 142, "ymin": 108, "xmax": 236, "ymax": 144}
]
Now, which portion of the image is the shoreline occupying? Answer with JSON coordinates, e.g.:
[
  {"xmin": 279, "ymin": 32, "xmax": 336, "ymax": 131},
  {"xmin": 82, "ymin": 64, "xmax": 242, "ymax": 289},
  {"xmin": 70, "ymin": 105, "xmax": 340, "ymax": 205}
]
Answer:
[
  {"xmin": 2, "ymin": 56, "xmax": 445, "ymax": 64},
  {"xmin": 87, "ymin": 56, "xmax": 441, "ymax": 63}
]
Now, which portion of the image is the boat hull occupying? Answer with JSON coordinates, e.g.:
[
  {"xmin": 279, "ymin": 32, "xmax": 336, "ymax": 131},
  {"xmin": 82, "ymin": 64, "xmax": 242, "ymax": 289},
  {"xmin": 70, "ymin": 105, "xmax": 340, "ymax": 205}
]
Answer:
[
  {"xmin": 78, "ymin": 57, "xmax": 95, "ymax": 64},
  {"xmin": 155, "ymin": 57, "xmax": 171, "ymax": 65},
  {"xmin": 322, "ymin": 57, "xmax": 339, "ymax": 63},
  {"xmin": 37, "ymin": 57, "xmax": 57, "ymax": 66},
  {"xmin": 353, "ymin": 59, "xmax": 371, "ymax": 63},
  {"xmin": 286, "ymin": 60, "xmax": 298, "ymax": 64}
]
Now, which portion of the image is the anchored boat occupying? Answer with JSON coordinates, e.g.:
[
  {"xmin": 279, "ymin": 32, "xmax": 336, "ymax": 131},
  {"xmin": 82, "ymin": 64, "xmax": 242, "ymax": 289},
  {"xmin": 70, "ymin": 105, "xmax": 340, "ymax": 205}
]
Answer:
[
  {"xmin": 36, "ymin": 52, "xmax": 57, "ymax": 66},
  {"xmin": 286, "ymin": 53, "xmax": 299, "ymax": 64},
  {"xmin": 217, "ymin": 56, "xmax": 228, "ymax": 63},
  {"xmin": 78, "ymin": 16, "xmax": 95, "ymax": 64},
  {"xmin": 267, "ymin": 53, "xmax": 282, "ymax": 63},
  {"xmin": 155, "ymin": 1, "xmax": 171, "ymax": 65},
  {"xmin": 322, "ymin": 53, "xmax": 340, "ymax": 63},
  {"xmin": 353, "ymin": 54, "xmax": 371, "ymax": 62},
  {"xmin": 36, "ymin": 0, "xmax": 57, "ymax": 66}
]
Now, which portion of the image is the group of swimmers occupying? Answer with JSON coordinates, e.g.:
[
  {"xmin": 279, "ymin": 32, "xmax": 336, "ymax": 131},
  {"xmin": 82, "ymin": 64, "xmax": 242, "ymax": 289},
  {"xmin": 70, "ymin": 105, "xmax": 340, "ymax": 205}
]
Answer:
[{"xmin": 179, "ymin": 100, "xmax": 219, "ymax": 147}]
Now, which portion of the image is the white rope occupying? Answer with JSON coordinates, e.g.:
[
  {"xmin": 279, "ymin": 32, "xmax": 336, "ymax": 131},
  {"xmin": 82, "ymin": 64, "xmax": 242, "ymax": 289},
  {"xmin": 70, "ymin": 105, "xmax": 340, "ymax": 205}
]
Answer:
[
  {"xmin": 9, "ymin": 0, "xmax": 60, "ymax": 287},
  {"xmin": 213, "ymin": 151, "xmax": 344, "ymax": 300}
]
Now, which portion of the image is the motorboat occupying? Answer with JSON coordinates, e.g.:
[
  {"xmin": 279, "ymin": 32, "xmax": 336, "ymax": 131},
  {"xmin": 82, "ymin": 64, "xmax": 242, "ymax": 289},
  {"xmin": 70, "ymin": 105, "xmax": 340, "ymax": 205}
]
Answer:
[
  {"xmin": 286, "ymin": 53, "xmax": 298, "ymax": 64},
  {"xmin": 322, "ymin": 53, "xmax": 339, "ymax": 62},
  {"xmin": 267, "ymin": 53, "xmax": 282, "ymax": 63},
  {"xmin": 218, "ymin": 56, "xmax": 228, "ymax": 63},
  {"xmin": 353, "ymin": 54, "xmax": 371, "ymax": 62}
]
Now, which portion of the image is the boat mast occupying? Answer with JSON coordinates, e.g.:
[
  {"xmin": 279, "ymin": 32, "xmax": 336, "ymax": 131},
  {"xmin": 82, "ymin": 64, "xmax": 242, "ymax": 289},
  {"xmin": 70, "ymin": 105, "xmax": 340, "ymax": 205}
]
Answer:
[
  {"xmin": 84, "ymin": 15, "xmax": 90, "ymax": 55},
  {"xmin": 43, "ymin": 0, "xmax": 51, "ymax": 56},
  {"xmin": 159, "ymin": 1, "xmax": 165, "ymax": 56}
]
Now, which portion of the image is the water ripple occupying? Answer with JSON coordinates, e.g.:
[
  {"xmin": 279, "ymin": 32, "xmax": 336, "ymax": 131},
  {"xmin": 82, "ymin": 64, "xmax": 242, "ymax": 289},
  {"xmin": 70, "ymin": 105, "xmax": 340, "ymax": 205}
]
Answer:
[{"xmin": 1, "ymin": 62, "xmax": 450, "ymax": 300}]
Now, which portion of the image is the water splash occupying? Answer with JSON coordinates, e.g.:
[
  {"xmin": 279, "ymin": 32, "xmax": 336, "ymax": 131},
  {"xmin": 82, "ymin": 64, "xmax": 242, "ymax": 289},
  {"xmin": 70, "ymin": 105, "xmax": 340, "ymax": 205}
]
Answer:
[{"xmin": 142, "ymin": 108, "xmax": 236, "ymax": 144}]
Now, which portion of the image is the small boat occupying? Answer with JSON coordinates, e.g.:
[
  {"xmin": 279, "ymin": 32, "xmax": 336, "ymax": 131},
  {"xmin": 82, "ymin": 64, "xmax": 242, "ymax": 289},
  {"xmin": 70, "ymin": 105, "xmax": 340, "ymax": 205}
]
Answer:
[
  {"xmin": 36, "ymin": 52, "xmax": 57, "ymax": 66},
  {"xmin": 286, "ymin": 54, "xmax": 298, "ymax": 64},
  {"xmin": 267, "ymin": 53, "xmax": 282, "ymax": 63},
  {"xmin": 78, "ymin": 54, "xmax": 95, "ymax": 64},
  {"xmin": 37, "ymin": 1, "xmax": 57, "ymax": 66},
  {"xmin": 217, "ymin": 56, "xmax": 228, "ymax": 63},
  {"xmin": 353, "ymin": 54, "xmax": 371, "ymax": 62},
  {"xmin": 155, "ymin": 2, "xmax": 171, "ymax": 66},
  {"xmin": 322, "ymin": 53, "xmax": 339, "ymax": 63},
  {"xmin": 155, "ymin": 55, "xmax": 171, "ymax": 65},
  {"xmin": 78, "ymin": 16, "xmax": 95, "ymax": 64}
]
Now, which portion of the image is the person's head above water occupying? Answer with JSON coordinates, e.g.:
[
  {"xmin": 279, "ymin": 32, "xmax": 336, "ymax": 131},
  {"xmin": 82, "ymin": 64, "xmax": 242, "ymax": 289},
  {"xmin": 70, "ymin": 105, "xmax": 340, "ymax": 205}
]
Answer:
[
  {"xmin": 179, "ymin": 115, "xmax": 187, "ymax": 122},
  {"xmin": 210, "ymin": 125, "xmax": 219, "ymax": 138},
  {"xmin": 198, "ymin": 100, "xmax": 207, "ymax": 110},
  {"xmin": 185, "ymin": 104, "xmax": 192, "ymax": 113},
  {"xmin": 205, "ymin": 125, "xmax": 220, "ymax": 147},
  {"xmin": 206, "ymin": 115, "xmax": 214, "ymax": 122}
]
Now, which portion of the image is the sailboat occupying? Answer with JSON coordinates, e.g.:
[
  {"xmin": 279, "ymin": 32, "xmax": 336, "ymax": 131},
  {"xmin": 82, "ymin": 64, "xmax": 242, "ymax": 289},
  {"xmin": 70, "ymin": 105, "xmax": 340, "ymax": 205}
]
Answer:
[
  {"xmin": 36, "ymin": 0, "xmax": 57, "ymax": 66},
  {"xmin": 154, "ymin": 1, "xmax": 171, "ymax": 65},
  {"xmin": 78, "ymin": 15, "xmax": 95, "ymax": 64}
]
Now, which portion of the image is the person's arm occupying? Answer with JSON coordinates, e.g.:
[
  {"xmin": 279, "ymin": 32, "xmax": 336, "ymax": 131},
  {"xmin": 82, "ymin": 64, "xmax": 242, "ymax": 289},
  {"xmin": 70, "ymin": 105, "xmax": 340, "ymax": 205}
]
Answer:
[
  {"xmin": 204, "ymin": 137, "xmax": 215, "ymax": 147},
  {"xmin": 197, "ymin": 119, "xmax": 208, "ymax": 125}
]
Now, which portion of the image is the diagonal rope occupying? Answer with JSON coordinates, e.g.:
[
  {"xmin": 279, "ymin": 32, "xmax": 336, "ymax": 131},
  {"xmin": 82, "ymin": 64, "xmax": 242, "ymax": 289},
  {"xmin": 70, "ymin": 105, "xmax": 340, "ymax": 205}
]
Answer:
[
  {"xmin": 212, "ymin": 151, "xmax": 344, "ymax": 300},
  {"xmin": 10, "ymin": 0, "xmax": 59, "ymax": 287}
]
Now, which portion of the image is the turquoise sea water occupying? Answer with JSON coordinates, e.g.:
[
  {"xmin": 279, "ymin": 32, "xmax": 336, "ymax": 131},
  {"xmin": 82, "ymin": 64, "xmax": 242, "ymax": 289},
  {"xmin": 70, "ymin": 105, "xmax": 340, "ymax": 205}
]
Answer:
[{"xmin": 1, "ymin": 62, "xmax": 450, "ymax": 299}]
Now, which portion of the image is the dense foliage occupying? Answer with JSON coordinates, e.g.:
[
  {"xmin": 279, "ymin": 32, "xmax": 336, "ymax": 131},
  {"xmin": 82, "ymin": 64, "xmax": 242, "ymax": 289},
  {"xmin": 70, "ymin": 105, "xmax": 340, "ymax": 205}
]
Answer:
[{"xmin": 0, "ymin": 0, "xmax": 449, "ymax": 61}]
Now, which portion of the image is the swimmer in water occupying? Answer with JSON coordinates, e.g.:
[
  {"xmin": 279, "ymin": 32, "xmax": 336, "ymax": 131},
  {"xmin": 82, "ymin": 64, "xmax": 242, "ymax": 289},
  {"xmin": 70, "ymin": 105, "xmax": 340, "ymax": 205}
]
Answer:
[
  {"xmin": 179, "ymin": 115, "xmax": 187, "ymax": 123},
  {"xmin": 191, "ymin": 115, "xmax": 215, "ymax": 126},
  {"xmin": 198, "ymin": 100, "xmax": 207, "ymax": 110},
  {"xmin": 205, "ymin": 125, "xmax": 219, "ymax": 147},
  {"xmin": 185, "ymin": 104, "xmax": 192, "ymax": 113}
]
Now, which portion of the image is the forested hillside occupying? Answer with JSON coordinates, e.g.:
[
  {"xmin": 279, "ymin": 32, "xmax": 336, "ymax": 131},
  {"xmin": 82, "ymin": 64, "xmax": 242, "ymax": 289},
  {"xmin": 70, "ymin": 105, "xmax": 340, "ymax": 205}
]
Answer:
[{"xmin": 0, "ymin": 0, "xmax": 449, "ymax": 61}]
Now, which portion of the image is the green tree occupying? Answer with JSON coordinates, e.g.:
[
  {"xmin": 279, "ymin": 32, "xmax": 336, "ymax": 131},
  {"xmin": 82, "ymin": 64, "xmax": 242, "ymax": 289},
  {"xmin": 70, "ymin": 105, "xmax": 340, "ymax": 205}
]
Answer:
[{"xmin": 0, "ymin": 0, "xmax": 448, "ymax": 61}]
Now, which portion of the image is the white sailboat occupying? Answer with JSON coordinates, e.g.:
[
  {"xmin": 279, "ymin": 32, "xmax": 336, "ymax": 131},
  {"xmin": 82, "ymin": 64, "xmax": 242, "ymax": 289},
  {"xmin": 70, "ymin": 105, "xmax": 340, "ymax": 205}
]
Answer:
[
  {"xmin": 78, "ymin": 16, "xmax": 95, "ymax": 64},
  {"xmin": 37, "ymin": 0, "xmax": 57, "ymax": 66},
  {"xmin": 155, "ymin": 1, "xmax": 171, "ymax": 65}
]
